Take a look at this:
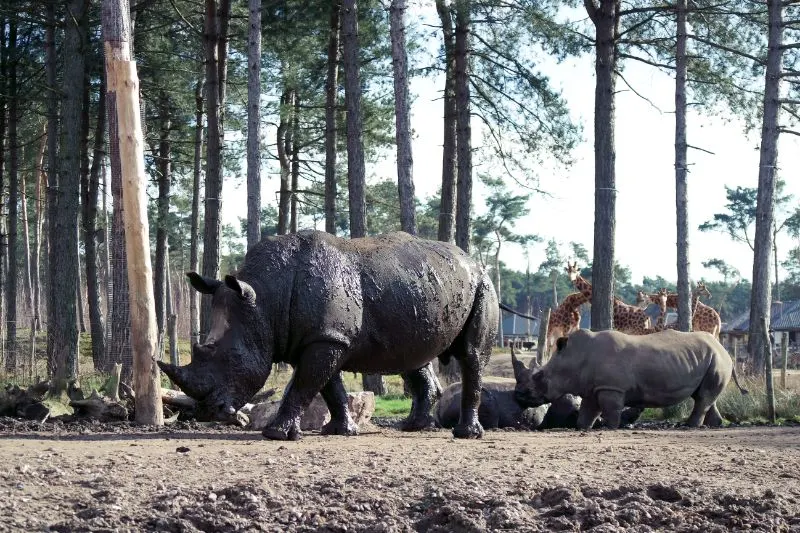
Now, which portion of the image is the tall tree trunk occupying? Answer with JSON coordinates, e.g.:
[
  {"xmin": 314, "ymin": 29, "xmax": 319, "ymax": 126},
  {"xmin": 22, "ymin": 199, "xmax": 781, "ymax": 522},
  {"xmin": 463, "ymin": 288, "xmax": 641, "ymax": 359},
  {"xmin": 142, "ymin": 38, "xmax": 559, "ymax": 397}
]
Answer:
[
  {"xmin": 34, "ymin": 130, "xmax": 46, "ymax": 336},
  {"xmin": 586, "ymin": 0, "xmax": 618, "ymax": 331},
  {"xmin": 342, "ymin": 0, "xmax": 366, "ymax": 239},
  {"xmin": 103, "ymin": 0, "xmax": 164, "ymax": 426},
  {"xmin": 343, "ymin": 0, "xmax": 380, "ymax": 393},
  {"xmin": 453, "ymin": 0, "xmax": 472, "ymax": 254},
  {"xmin": 189, "ymin": 80, "xmax": 203, "ymax": 347},
  {"xmin": 674, "ymin": 0, "xmax": 691, "ymax": 332},
  {"xmin": 84, "ymin": 72, "xmax": 107, "ymax": 371},
  {"xmin": 246, "ymin": 0, "xmax": 261, "ymax": 250},
  {"xmin": 154, "ymin": 92, "xmax": 171, "ymax": 353},
  {"xmin": 22, "ymin": 140, "xmax": 37, "ymax": 332},
  {"xmin": 102, "ymin": 163, "xmax": 111, "ymax": 340},
  {"xmin": 200, "ymin": 0, "xmax": 230, "ymax": 341},
  {"xmin": 773, "ymin": 230, "xmax": 780, "ymax": 301},
  {"xmin": 391, "ymin": 0, "xmax": 416, "ymax": 235},
  {"xmin": 436, "ymin": 0, "xmax": 457, "ymax": 244},
  {"xmin": 495, "ymin": 242, "xmax": 503, "ymax": 347},
  {"xmin": 290, "ymin": 95, "xmax": 300, "ymax": 234},
  {"xmin": 44, "ymin": 7, "xmax": 58, "ymax": 368},
  {"xmin": 324, "ymin": 0, "xmax": 341, "ymax": 235},
  {"xmin": 48, "ymin": 0, "xmax": 86, "ymax": 391},
  {"xmin": 166, "ymin": 243, "xmax": 178, "ymax": 366},
  {"xmin": 5, "ymin": 14, "xmax": 18, "ymax": 372},
  {"xmin": 276, "ymin": 88, "xmax": 292, "ymax": 235},
  {"xmin": 0, "ymin": 9, "xmax": 7, "ymax": 366},
  {"xmin": 77, "ymin": 267, "xmax": 86, "ymax": 334},
  {"xmin": 104, "ymin": 0, "xmax": 133, "ymax": 380},
  {"xmin": 748, "ymin": 0, "xmax": 784, "ymax": 374}
]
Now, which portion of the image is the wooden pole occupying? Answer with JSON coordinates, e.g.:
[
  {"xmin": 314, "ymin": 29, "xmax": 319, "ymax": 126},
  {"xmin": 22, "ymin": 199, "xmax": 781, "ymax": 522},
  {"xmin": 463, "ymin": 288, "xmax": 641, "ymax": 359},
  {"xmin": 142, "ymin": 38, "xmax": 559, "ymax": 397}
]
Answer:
[
  {"xmin": 762, "ymin": 318, "xmax": 775, "ymax": 423},
  {"xmin": 537, "ymin": 307, "xmax": 551, "ymax": 365},
  {"xmin": 106, "ymin": 49, "xmax": 163, "ymax": 426},
  {"xmin": 781, "ymin": 333, "xmax": 788, "ymax": 389}
]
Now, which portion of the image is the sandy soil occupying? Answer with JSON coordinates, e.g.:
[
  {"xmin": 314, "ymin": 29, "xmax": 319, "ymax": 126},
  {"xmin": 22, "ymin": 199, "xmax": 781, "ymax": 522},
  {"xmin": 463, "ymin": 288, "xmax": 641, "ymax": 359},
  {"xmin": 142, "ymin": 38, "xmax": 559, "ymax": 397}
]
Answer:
[{"xmin": 1, "ymin": 419, "xmax": 799, "ymax": 532}]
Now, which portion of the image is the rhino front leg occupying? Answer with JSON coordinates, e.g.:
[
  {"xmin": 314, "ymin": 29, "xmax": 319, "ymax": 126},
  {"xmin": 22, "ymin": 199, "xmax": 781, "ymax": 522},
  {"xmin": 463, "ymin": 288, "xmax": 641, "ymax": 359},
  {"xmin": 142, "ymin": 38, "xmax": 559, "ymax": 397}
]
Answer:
[
  {"xmin": 399, "ymin": 364, "xmax": 439, "ymax": 431},
  {"xmin": 263, "ymin": 342, "xmax": 347, "ymax": 441},
  {"xmin": 576, "ymin": 396, "xmax": 602, "ymax": 430},
  {"xmin": 596, "ymin": 389, "xmax": 625, "ymax": 429},
  {"xmin": 320, "ymin": 371, "xmax": 359, "ymax": 436}
]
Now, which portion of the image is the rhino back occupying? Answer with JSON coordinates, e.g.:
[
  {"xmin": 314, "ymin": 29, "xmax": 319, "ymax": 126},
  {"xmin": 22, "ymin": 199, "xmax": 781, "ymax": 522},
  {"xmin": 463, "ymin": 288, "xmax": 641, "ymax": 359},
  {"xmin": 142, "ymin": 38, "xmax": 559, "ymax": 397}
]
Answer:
[
  {"xmin": 235, "ymin": 231, "xmax": 487, "ymax": 372},
  {"xmin": 585, "ymin": 330, "xmax": 732, "ymax": 406}
]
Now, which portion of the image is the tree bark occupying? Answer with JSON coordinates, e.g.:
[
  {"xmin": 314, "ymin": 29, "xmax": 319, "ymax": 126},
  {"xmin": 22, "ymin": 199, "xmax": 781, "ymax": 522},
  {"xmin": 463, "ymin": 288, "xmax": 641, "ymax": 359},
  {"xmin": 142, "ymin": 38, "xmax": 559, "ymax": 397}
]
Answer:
[
  {"xmin": 48, "ymin": 0, "xmax": 86, "ymax": 391},
  {"xmin": 246, "ymin": 0, "xmax": 261, "ymax": 250},
  {"xmin": 5, "ymin": 14, "xmax": 18, "ymax": 371},
  {"xmin": 748, "ymin": 0, "xmax": 784, "ymax": 374},
  {"xmin": 277, "ymin": 88, "xmax": 292, "ymax": 235},
  {"xmin": 103, "ymin": 0, "xmax": 132, "ymax": 380},
  {"xmin": 342, "ymin": 0, "xmax": 367, "ymax": 239},
  {"xmin": 324, "ymin": 0, "xmax": 341, "ymax": 235},
  {"xmin": 104, "ymin": 0, "xmax": 164, "ymax": 425},
  {"xmin": 154, "ymin": 91, "xmax": 171, "ymax": 353},
  {"xmin": 674, "ymin": 0, "xmax": 691, "ymax": 332},
  {"xmin": 290, "ymin": 95, "xmax": 300, "ymax": 233},
  {"xmin": 454, "ymin": 0, "xmax": 472, "ymax": 254},
  {"xmin": 200, "ymin": 0, "xmax": 230, "ymax": 341},
  {"xmin": 84, "ymin": 73, "xmax": 107, "ymax": 371},
  {"xmin": 33, "ymin": 127, "xmax": 46, "ymax": 334},
  {"xmin": 0, "ymin": 9, "xmax": 7, "ymax": 366},
  {"xmin": 436, "ymin": 0, "xmax": 457, "ymax": 244},
  {"xmin": 189, "ymin": 79, "xmax": 203, "ymax": 347},
  {"xmin": 587, "ymin": 0, "xmax": 619, "ymax": 331},
  {"xmin": 391, "ymin": 0, "xmax": 416, "ymax": 235}
]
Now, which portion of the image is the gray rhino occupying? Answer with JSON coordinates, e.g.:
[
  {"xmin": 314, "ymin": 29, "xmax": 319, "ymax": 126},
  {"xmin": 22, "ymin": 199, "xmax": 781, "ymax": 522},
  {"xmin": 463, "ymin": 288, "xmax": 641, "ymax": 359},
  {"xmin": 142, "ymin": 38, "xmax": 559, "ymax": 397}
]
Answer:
[
  {"xmin": 514, "ymin": 329, "xmax": 748, "ymax": 429},
  {"xmin": 158, "ymin": 231, "xmax": 499, "ymax": 441}
]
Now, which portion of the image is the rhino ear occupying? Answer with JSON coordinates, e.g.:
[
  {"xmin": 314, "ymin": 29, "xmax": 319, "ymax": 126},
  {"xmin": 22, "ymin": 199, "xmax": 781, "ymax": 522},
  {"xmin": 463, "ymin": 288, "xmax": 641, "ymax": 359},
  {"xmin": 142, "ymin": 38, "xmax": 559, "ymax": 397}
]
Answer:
[
  {"xmin": 225, "ymin": 275, "xmax": 256, "ymax": 303},
  {"xmin": 187, "ymin": 272, "xmax": 222, "ymax": 294},
  {"xmin": 555, "ymin": 336, "xmax": 569, "ymax": 353},
  {"xmin": 192, "ymin": 343, "xmax": 213, "ymax": 363}
]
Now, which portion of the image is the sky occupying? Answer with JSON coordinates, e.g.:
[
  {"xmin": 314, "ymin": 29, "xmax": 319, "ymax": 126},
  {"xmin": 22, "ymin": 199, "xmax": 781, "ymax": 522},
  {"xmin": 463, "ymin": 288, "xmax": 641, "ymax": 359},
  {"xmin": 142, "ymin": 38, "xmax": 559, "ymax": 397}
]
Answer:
[{"xmin": 219, "ymin": 5, "xmax": 800, "ymax": 286}]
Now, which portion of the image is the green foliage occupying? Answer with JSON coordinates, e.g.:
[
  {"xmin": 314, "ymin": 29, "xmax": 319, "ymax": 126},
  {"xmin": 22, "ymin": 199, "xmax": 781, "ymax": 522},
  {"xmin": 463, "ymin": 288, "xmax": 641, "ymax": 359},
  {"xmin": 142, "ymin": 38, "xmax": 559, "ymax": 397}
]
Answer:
[{"xmin": 374, "ymin": 396, "xmax": 412, "ymax": 418}]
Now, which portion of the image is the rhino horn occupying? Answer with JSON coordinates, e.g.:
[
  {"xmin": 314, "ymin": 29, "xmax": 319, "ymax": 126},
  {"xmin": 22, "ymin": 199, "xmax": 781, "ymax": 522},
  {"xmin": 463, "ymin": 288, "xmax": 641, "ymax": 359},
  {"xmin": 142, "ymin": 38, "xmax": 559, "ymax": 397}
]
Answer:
[
  {"xmin": 511, "ymin": 345, "xmax": 527, "ymax": 382},
  {"xmin": 157, "ymin": 361, "xmax": 193, "ymax": 393}
]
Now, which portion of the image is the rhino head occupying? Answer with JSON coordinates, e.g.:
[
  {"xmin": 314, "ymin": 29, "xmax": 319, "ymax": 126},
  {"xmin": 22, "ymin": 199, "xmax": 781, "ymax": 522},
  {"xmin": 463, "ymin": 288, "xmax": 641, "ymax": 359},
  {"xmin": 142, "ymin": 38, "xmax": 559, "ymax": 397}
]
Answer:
[
  {"xmin": 512, "ymin": 338, "xmax": 569, "ymax": 408},
  {"xmin": 158, "ymin": 272, "xmax": 272, "ymax": 422}
]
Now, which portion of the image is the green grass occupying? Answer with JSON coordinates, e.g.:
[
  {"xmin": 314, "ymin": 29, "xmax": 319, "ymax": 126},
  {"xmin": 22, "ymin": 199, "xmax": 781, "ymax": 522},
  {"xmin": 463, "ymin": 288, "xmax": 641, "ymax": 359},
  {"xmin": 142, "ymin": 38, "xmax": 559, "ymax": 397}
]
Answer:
[
  {"xmin": 374, "ymin": 395, "xmax": 412, "ymax": 418},
  {"xmin": 642, "ymin": 377, "xmax": 800, "ymax": 425}
]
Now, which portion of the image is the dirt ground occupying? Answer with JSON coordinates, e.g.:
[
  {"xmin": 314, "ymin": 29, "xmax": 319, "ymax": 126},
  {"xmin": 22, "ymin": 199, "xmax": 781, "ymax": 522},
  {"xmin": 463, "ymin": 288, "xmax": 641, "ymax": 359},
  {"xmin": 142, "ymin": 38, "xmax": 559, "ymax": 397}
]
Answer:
[{"xmin": 1, "ymin": 419, "xmax": 799, "ymax": 532}]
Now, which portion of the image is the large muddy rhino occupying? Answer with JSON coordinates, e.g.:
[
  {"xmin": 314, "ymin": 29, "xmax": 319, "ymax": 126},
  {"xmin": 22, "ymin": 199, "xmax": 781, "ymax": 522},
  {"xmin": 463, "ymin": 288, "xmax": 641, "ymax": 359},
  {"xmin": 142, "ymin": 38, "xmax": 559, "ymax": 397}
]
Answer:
[
  {"xmin": 159, "ymin": 230, "xmax": 499, "ymax": 441},
  {"xmin": 513, "ymin": 329, "xmax": 748, "ymax": 429}
]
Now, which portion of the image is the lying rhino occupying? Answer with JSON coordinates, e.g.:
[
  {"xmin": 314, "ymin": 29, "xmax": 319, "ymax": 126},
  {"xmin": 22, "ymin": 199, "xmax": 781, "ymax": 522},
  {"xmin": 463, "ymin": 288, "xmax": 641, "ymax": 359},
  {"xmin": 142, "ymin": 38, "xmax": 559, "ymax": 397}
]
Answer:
[
  {"xmin": 514, "ymin": 329, "xmax": 748, "ymax": 429},
  {"xmin": 159, "ymin": 231, "xmax": 499, "ymax": 440},
  {"xmin": 434, "ymin": 377, "xmax": 548, "ymax": 430}
]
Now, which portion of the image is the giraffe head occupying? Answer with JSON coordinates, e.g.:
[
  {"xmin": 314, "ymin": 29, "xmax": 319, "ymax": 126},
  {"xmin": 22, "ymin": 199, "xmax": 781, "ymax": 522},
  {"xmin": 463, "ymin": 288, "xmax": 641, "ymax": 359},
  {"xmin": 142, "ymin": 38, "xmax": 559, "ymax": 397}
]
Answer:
[
  {"xmin": 656, "ymin": 288, "xmax": 669, "ymax": 313},
  {"xmin": 695, "ymin": 282, "xmax": 712, "ymax": 300},
  {"xmin": 635, "ymin": 290, "xmax": 649, "ymax": 308},
  {"xmin": 565, "ymin": 261, "xmax": 580, "ymax": 282}
]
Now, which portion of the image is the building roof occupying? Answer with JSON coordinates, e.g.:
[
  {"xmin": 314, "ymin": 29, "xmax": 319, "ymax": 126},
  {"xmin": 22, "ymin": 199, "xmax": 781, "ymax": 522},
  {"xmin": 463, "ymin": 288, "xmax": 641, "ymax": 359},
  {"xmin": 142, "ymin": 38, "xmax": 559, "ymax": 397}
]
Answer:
[{"xmin": 723, "ymin": 300, "xmax": 800, "ymax": 332}]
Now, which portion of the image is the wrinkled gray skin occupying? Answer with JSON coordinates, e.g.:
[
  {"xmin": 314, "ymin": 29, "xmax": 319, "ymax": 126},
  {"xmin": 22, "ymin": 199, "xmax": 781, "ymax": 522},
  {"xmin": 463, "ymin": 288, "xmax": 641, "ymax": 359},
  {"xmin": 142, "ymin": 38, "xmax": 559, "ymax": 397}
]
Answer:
[
  {"xmin": 514, "ymin": 329, "xmax": 747, "ymax": 429},
  {"xmin": 434, "ymin": 377, "xmax": 548, "ymax": 430},
  {"xmin": 158, "ymin": 231, "xmax": 498, "ymax": 441}
]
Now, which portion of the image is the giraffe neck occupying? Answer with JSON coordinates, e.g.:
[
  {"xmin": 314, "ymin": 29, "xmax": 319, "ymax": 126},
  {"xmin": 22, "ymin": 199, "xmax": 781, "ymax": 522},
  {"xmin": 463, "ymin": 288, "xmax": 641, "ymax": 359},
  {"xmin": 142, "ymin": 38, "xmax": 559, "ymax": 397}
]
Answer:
[{"xmin": 573, "ymin": 276, "xmax": 593, "ymax": 298}]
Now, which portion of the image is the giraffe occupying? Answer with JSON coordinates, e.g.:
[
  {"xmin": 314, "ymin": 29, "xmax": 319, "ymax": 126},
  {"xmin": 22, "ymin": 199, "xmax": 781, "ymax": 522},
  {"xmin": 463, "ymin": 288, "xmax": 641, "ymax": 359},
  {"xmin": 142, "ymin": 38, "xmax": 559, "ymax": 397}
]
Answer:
[
  {"xmin": 638, "ymin": 283, "xmax": 721, "ymax": 337},
  {"xmin": 565, "ymin": 262, "xmax": 652, "ymax": 334},
  {"xmin": 545, "ymin": 291, "xmax": 590, "ymax": 355}
]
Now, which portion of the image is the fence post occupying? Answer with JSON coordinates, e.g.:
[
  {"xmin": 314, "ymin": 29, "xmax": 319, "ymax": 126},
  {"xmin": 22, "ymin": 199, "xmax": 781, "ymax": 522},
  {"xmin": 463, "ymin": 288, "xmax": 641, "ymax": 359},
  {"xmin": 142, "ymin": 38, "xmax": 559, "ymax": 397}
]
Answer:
[
  {"xmin": 781, "ymin": 333, "xmax": 789, "ymax": 389},
  {"xmin": 762, "ymin": 318, "xmax": 776, "ymax": 424},
  {"xmin": 536, "ymin": 307, "xmax": 551, "ymax": 365}
]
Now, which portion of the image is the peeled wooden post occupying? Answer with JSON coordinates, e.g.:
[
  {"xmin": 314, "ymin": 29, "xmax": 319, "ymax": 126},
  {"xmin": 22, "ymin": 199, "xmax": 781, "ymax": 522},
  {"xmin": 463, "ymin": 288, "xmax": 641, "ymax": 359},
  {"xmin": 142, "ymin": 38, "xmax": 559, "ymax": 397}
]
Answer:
[
  {"xmin": 762, "ymin": 318, "xmax": 775, "ymax": 424},
  {"xmin": 781, "ymin": 333, "xmax": 788, "ymax": 389},
  {"xmin": 104, "ymin": 22, "xmax": 163, "ymax": 425},
  {"xmin": 537, "ymin": 307, "xmax": 551, "ymax": 365}
]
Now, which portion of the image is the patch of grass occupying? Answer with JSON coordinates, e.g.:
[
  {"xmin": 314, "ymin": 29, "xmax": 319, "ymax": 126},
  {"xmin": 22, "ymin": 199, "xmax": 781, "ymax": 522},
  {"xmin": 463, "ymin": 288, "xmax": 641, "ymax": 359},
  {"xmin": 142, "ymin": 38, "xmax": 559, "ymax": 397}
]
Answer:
[{"xmin": 374, "ymin": 395, "xmax": 411, "ymax": 418}]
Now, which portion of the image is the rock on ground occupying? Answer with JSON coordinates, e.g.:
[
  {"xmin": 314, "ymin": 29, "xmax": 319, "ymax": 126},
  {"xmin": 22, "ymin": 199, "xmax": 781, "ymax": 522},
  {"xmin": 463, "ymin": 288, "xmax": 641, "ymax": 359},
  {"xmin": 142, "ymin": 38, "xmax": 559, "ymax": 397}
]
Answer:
[{"xmin": 247, "ymin": 391, "xmax": 375, "ymax": 431}]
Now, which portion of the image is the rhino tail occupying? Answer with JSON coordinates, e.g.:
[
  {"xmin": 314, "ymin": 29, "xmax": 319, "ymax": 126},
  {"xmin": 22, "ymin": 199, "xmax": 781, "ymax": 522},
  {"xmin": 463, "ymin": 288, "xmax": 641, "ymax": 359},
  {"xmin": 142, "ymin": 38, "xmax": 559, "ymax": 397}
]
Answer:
[{"xmin": 730, "ymin": 363, "xmax": 749, "ymax": 396}]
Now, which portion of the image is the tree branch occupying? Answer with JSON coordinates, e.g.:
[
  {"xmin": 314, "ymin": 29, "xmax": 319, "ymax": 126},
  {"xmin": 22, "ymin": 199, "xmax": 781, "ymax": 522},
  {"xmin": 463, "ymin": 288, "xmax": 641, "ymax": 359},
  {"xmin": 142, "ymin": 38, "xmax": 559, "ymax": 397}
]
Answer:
[
  {"xmin": 689, "ymin": 34, "xmax": 763, "ymax": 64},
  {"xmin": 780, "ymin": 43, "xmax": 800, "ymax": 50},
  {"xmin": 618, "ymin": 52, "xmax": 675, "ymax": 70},
  {"xmin": 584, "ymin": 0, "xmax": 598, "ymax": 24},
  {"xmin": 615, "ymin": 69, "xmax": 663, "ymax": 112},
  {"xmin": 778, "ymin": 98, "xmax": 800, "ymax": 105},
  {"xmin": 780, "ymin": 127, "xmax": 800, "ymax": 137},
  {"xmin": 687, "ymin": 144, "xmax": 716, "ymax": 155}
]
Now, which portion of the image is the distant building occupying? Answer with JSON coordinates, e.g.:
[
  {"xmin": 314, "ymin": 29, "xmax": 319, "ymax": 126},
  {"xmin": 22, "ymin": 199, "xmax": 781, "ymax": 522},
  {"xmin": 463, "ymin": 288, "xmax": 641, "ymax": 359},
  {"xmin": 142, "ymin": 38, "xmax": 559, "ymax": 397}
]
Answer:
[
  {"xmin": 500, "ymin": 310, "xmax": 539, "ymax": 346},
  {"xmin": 722, "ymin": 300, "xmax": 800, "ymax": 347}
]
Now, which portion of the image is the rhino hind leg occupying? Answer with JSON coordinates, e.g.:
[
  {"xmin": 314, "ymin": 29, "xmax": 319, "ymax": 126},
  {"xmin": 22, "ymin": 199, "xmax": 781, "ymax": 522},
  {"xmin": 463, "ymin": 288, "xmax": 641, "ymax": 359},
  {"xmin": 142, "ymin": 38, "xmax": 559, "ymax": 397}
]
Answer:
[
  {"xmin": 687, "ymin": 365, "xmax": 728, "ymax": 428},
  {"xmin": 320, "ymin": 372, "xmax": 359, "ymax": 436},
  {"xmin": 702, "ymin": 403, "xmax": 724, "ymax": 427},
  {"xmin": 596, "ymin": 390, "xmax": 625, "ymax": 429},
  {"xmin": 263, "ymin": 343, "xmax": 347, "ymax": 441},
  {"xmin": 399, "ymin": 365, "xmax": 439, "ymax": 431},
  {"xmin": 451, "ymin": 277, "xmax": 498, "ymax": 439}
]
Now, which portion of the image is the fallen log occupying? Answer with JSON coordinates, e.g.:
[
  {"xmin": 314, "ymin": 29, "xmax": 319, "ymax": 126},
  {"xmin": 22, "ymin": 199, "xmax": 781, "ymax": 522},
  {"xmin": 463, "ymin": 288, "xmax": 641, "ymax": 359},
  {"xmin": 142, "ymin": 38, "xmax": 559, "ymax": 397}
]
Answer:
[
  {"xmin": 70, "ymin": 390, "xmax": 128, "ymax": 421},
  {"xmin": 161, "ymin": 388, "xmax": 196, "ymax": 409}
]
